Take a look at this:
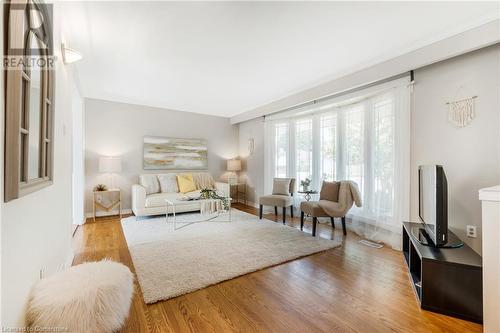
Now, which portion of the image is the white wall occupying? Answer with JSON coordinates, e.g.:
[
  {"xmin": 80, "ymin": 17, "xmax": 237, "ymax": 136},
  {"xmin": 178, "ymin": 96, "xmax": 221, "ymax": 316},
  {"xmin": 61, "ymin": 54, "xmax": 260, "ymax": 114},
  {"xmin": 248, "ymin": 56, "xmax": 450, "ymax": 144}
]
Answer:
[
  {"xmin": 72, "ymin": 79, "xmax": 85, "ymax": 226},
  {"xmin": 238, "ymin": 117, "xmax": 265, "ymax": 206},
  {"xmin": 238, "ymin": 45, "xmax": 500, "ymax": 254},
  {"xmin": 411, "ymin": 45, "xmax": 500, "ymax": 254},
  {"xmin": 84, "ymin": 98, "xmax": 239, "ymax": 215},
  {"xmin": 1, "ymin": 3, "xmax": 83, "ymax": 326}
]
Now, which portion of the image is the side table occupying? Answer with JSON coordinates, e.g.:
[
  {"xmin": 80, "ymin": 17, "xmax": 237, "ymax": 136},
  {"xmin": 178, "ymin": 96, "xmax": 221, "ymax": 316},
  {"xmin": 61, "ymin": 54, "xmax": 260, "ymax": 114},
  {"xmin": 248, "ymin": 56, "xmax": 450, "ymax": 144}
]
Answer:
[
  {"xmin": 229, "ymin": 182, "xmax": 246, "ymax": 204},
  {"xmin": 298, "ymin": 190, "xmax": 318, "ymax": 201},
  {"xmin": 93, "ymin": 189, "xmax": 122, "ymax": 221}
]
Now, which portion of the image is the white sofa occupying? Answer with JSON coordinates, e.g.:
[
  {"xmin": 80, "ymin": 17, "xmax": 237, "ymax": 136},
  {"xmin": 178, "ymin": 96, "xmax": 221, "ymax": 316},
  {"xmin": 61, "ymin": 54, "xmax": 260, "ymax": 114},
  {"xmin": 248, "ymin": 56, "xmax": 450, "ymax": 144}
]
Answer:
[{"xmin": 131, "ymin": 172, "xmax": 229, "ymax": 217}]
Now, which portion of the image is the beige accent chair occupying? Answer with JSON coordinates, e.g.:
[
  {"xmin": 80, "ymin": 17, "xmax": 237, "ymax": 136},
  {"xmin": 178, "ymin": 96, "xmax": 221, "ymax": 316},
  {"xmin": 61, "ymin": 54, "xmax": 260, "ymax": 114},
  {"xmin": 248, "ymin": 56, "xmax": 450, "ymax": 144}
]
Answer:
[
  {"xmin": 300, "ymin": 180, "xmax": 362, "ymax": 236},
  {"xmin": 259, "ymin": 178, "xmax": 296, "ymax": 224}
]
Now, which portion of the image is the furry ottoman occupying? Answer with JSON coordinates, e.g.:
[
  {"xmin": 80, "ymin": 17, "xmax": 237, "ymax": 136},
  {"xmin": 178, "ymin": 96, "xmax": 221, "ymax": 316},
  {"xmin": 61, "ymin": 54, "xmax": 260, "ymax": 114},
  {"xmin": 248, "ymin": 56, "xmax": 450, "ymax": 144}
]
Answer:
[{"xmin": 26, "ymin": 259, "xmax": 134, "ymax": 333}]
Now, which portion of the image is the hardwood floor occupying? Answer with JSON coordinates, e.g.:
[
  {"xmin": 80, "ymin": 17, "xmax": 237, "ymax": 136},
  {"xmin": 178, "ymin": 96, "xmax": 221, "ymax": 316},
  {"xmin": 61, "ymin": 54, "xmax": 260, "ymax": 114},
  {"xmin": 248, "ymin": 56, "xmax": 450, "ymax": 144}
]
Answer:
[{"xmin": 73, "ymin": 203, "xmax": 482, "ymax": 333}]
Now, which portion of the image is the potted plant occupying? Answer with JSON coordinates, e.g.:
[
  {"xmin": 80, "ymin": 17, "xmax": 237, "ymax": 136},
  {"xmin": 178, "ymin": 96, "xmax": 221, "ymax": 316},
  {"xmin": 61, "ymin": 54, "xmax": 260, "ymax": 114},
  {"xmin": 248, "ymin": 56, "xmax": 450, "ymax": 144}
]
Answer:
[
  {"xmin": 300, "ymin": 178, "xmax": 311, "ymax": 192},
  {"xmin": 200, "ymin": 188, "xmax": 229, "ymax": 210}
]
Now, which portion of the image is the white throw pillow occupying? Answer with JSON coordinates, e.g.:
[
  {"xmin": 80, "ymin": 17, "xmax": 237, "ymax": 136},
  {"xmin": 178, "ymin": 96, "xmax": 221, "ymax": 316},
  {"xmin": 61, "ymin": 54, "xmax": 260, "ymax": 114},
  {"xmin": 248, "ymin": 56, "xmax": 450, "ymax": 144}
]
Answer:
[
  {"xmin": 272, "ymin": 178, "xmax": 291, "ymax": 196},
  {"xmin": 158, "ymin": 174, "xmax": 179, "ymax": 193},
  {"xmin": 139, "ymin": 175, "xmax": 160, "ymax": 195}
]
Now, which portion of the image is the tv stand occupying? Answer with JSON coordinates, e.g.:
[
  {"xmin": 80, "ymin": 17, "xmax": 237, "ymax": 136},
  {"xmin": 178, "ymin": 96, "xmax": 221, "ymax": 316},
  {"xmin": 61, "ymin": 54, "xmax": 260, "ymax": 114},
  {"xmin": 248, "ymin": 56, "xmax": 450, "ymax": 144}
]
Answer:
[
  {"xmin": 402, "ymin": 222, "xmax": 482, "ymax": 323},
  {"xmin": 410, "ymin": 226, "xmax": 464, "ymax": 248}
]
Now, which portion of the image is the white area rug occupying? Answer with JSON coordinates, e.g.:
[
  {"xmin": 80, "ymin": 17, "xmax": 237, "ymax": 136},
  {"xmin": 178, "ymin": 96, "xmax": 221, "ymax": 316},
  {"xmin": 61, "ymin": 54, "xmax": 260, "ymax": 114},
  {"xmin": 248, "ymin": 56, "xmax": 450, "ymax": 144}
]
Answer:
[{"xmin": 121, "ymin": 210, "xmax": 341, "ymax": 303}]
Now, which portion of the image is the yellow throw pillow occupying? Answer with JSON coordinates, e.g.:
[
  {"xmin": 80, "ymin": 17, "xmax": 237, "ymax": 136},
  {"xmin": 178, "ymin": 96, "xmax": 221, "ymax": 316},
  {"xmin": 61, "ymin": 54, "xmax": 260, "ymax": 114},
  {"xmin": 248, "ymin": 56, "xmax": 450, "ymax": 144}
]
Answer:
[{"xmin": 177, "ymin": 174, "xmax": 196, "ymax": 193}]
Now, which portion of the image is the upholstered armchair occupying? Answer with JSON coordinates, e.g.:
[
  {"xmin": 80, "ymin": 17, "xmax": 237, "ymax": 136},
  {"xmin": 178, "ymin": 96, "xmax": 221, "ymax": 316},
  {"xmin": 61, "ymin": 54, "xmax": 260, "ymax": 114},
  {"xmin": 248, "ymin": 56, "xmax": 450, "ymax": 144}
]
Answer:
[
  {"xmin": 259, "ymin": 178, "xmax": 296, "ymax": 224},
  {"xmin": 300, "ymin": 180, "xmax": 362, "ymax": 236}
]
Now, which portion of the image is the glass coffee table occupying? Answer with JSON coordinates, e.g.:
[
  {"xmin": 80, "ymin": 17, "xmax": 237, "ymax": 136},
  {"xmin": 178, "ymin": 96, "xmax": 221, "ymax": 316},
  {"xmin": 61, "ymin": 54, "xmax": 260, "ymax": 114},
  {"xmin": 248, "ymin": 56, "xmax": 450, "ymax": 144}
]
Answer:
[{"xmin": 165, "ymin": 197, "xmax": 232, "ymax": 230}]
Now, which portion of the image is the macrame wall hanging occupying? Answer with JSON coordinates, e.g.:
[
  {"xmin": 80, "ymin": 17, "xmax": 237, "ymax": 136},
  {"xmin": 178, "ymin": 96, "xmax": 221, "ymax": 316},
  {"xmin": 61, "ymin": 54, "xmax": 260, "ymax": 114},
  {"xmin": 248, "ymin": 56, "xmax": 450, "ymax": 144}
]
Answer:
[{"xmin": 446, "ymin": 96, "xmax": 477, "ymax": 128}]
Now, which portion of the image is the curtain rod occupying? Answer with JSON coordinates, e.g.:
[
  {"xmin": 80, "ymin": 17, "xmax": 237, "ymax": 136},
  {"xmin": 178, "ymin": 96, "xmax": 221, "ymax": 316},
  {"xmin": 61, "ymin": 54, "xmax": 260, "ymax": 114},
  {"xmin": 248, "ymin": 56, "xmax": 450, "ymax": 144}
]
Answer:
[{"xmin": 263, "ymin": 71, "xmax": 412, "ymax": 120}]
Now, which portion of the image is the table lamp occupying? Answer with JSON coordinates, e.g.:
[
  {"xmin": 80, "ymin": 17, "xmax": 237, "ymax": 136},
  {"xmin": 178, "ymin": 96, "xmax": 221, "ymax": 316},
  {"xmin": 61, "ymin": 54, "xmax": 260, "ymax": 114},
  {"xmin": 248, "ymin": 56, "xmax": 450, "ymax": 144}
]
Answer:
[
  {"xmin": 227, "ymin": 159, "xmax": 241, "ymax": 185},
  {"xmin": 99, "ymin": 156, "xmax": 122, "ymax": 189}
]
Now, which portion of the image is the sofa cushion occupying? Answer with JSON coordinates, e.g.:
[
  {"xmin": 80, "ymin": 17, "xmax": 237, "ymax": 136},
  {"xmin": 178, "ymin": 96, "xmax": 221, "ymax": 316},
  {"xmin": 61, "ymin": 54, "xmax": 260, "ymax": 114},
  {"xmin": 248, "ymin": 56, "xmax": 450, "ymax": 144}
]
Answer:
[
  {"xmin": 145, "ymin": 192, "xmax": 179, "ymax": 208},
  {"xmin": 140, "ymin": 175, "xmax": 160, "ymax": 195},
  {"xmin": 158, "ymin": 174, "xmax": 179, "ymax": 193},
  {"xmin": 177, "ymin": 173, "xmax": 197, "ymax": 193},
  {"xmin": 145, "ymin": 191, "xmax": 203, "ymax": 208},
  {"xmin": 320, "ymin": 181, "xmax": 340, "ymax": 202}
]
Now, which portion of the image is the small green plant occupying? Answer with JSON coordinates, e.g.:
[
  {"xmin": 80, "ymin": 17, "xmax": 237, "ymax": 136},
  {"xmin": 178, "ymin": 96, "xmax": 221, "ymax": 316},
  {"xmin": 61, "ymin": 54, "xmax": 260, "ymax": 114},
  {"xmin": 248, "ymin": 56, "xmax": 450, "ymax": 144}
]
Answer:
[
  {"xmin": 93, "ymin": 184, "xmax": 108, "ymax": 192},
  {"xmin": 200, "ymin": 188, "xmax": 229, "ymax": 210},
  {"xmin": 300, "ymin": 178, "xmax": 311, "ymax": 188}
]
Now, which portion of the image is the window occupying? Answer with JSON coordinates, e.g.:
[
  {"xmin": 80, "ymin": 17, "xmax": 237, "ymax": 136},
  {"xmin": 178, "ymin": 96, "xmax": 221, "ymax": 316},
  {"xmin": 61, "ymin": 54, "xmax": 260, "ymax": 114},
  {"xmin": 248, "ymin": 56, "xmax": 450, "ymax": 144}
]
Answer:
[
  {"xmin": 275, "ymin": 122, "xmax": 289, "ymax": 178},
  {"xmin": 295, "ymin": 118, "xmax": 313, "ymax": 187},
  {"xmin": 266, "ymin": 84, "xmax": 408, "ymax": 225},
  {"xmin": 372, "ymin": 97, "xmax": 395, "ymax": 217},
  {"xmin": 320, "ymin": 114, "xmax": 337, "ymax": 181},
  {"xmin": 4, "ymin": 1, "xmax": 55, "ymax": 201},
  {"xmin": 344, "ymin": 104, "xmax": 365, "ymax": 196}
]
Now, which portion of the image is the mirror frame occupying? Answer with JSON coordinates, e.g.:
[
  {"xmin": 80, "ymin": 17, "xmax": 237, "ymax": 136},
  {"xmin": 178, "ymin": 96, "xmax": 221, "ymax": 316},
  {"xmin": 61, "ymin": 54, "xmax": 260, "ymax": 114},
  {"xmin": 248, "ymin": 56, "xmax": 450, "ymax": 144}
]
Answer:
[{"xmin": 4, "ymin": 0, "xmax": 55, "ymax": 202}]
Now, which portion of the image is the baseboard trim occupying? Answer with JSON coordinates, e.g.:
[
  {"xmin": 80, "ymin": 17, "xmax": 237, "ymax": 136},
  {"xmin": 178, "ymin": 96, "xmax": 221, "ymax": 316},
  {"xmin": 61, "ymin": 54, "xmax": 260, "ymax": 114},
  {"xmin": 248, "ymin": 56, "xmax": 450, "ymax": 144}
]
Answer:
[{"xmin": 85, "ymin": 208, "xmax": 132, "ymax": 219}]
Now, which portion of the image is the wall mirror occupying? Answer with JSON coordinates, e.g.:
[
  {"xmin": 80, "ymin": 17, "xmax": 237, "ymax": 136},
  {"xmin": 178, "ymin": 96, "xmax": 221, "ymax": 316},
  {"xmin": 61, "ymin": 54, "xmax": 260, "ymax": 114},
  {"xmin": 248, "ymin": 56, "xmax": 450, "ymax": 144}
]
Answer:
[{"xmin": 4, "ymin": 0, "xmax": 55, "ymax": 202}]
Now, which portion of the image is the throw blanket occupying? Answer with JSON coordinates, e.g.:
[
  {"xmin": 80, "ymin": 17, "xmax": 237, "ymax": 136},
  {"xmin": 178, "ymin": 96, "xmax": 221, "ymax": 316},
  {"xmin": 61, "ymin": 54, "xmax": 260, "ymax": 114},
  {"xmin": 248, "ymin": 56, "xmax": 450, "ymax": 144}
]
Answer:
[{"xmin": 318, "ymin": 181, "xmax": 362, "ymax": 217}]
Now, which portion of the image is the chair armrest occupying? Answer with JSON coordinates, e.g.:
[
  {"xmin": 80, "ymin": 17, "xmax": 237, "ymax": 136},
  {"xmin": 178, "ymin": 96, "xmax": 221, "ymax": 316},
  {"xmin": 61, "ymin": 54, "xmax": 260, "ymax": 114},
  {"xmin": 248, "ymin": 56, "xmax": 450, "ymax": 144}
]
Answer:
[
  {"xmin": 214, "ymin": 182, "xmax": 230, "ymax": 197},
  {"xmin": 132, "ymin": 184, "xmax": 147, "ymax": 209}
]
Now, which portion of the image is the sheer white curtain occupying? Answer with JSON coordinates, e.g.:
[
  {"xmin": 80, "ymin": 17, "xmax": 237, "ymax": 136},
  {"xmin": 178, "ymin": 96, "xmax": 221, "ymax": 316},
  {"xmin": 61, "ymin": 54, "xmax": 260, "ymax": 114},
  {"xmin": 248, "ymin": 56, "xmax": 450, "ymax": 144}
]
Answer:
[{"xmin": 264, "ymin": 77, "xmax": 411, "ymax": 250}]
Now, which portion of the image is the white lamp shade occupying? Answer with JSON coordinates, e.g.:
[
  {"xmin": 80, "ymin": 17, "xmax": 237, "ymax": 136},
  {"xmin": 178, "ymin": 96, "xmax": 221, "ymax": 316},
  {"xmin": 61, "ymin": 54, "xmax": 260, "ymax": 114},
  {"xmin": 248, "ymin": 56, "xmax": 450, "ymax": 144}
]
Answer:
[
  {"xmin": 227, "ymin": 159, "xmax": 241, "ymax": 172},
  {"xmin": 99, "ymin": 156, "xmax": 122, "ymax": 173}
]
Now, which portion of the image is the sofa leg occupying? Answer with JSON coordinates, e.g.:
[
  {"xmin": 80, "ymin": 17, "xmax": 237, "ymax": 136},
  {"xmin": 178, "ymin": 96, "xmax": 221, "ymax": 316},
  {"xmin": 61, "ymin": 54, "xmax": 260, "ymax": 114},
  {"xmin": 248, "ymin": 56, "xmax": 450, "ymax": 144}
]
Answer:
[
  {"xmin": 259, "ymin": 205, "xmax": 263, "ymax": 219},
  {"xmin": 274, "ymin": 206, "xmax": 278, "ymax": 216},
  {"xmin": 300, "ymin": 211, "xmax": 304, "ymax": 230},
  {"xmin": 282, "ymin": 207, "xmax": 286, "ymax": 224},
  {"xmin": 290, "ymin": 206, "xmax": 294, "ymax": 218},
  {"xmin": 330, "ymin": 217, "xmax": 335, "ymax": 229},
  {"xmin": 341, "ymin": 216, "xmax": 347, "ymax": 235},
  {"xmin": 312, "ymin": 217, "xmax": 317, "ymax": 236}
]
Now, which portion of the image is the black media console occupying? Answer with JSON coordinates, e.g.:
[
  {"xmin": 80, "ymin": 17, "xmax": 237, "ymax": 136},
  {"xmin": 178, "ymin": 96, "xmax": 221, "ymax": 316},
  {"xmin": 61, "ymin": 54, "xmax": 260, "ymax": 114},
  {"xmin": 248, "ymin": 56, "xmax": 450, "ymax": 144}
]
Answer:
[{"xmin": 402, "ymin": 222, "xmax": 482, "ymax": 323}]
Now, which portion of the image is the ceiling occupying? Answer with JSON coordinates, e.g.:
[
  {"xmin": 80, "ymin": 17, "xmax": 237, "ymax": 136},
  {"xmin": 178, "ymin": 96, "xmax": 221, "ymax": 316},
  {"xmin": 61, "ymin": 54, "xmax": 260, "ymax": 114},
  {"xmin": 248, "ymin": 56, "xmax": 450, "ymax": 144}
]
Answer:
[{"xmin": 60, "ymin": 1, "xmax": 499, "ymax": 118}]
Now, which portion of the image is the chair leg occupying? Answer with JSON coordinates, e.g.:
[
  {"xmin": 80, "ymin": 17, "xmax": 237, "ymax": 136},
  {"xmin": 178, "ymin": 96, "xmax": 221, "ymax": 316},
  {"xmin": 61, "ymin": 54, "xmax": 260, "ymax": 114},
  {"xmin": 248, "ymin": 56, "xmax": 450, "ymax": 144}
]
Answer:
[
  {"xmin": 259, "ymin": 205, "xmax": 263, "ymax": 219},
  {"xmin": 300, "ymin": 211, "xmax": 304, "ymax": 230},
  {"xmin": 282, "ymin": 207, "xmax": 286, "ymax": 224},
  {"xmin": 330, "ymin": 217, "xmax": 335, "ymax": 229},
  {"xmin": 274, "ymin": 206, "xmax": 278, "ymax": 216},
  {"xmin": 290, "ymin": 206, "xmax": 294, "ymax": 218},
  {"xmin": 341, "ymin": 216, "xmax": 347, "ymax": 235},
  {"xmin": 312, "ymin": 217, "xmax": 318, "ymax": 236}
]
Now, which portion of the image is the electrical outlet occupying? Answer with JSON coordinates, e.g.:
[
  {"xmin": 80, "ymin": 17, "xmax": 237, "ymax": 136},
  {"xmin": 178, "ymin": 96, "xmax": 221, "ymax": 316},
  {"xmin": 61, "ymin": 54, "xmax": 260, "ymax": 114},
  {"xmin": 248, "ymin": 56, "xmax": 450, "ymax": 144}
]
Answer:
[
  {"xmin": 466, "ymin": 225, "xmax": 477, "ymax": 238},
  {"xmin": 39, "ymin": 267, "xmax": 45, "ymax": 280}
]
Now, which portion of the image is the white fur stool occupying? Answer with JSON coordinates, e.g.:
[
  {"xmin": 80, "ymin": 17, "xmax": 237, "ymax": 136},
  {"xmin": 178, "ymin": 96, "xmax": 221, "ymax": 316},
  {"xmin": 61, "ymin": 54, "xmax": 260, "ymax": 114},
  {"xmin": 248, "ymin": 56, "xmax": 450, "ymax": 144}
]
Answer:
[{"xmin": 26, "ymin": 259, "xmax": 134, "ymax": 333}]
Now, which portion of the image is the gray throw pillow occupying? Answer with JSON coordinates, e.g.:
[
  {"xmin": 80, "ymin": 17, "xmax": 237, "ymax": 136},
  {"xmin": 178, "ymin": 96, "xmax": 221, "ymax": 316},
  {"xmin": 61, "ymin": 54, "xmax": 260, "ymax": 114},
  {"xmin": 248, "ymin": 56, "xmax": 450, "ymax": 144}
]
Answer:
[
  {"xmin": 158, "ymin": 174, "xmax": 179, "ymax": 193},
  {"xmin": 320, "ymin": 181, "xmax": 340, "ymax": 202},
  {"xmin": 272, "ymin": 178, "xmax": 291, "ymax": 196},
  {"xmin": 139, "ymin": 174, "xmax": 160, "ymax": 195}
]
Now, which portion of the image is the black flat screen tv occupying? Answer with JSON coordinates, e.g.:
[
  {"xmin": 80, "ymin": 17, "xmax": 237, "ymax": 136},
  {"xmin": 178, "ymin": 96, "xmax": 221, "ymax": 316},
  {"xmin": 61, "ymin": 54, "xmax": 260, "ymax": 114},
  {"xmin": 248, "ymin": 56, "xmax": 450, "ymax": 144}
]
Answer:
[{"xmin": 418, "ymin": 165, "xmax": 448, "ymax": 246}]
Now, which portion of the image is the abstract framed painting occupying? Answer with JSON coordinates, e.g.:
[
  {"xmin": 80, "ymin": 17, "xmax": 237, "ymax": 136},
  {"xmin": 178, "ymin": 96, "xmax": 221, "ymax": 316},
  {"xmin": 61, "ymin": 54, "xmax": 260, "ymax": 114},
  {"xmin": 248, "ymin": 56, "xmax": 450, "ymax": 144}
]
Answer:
[{"xmin": 143, "ymin": 136, "xmax": 208, "ymax": 170}]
